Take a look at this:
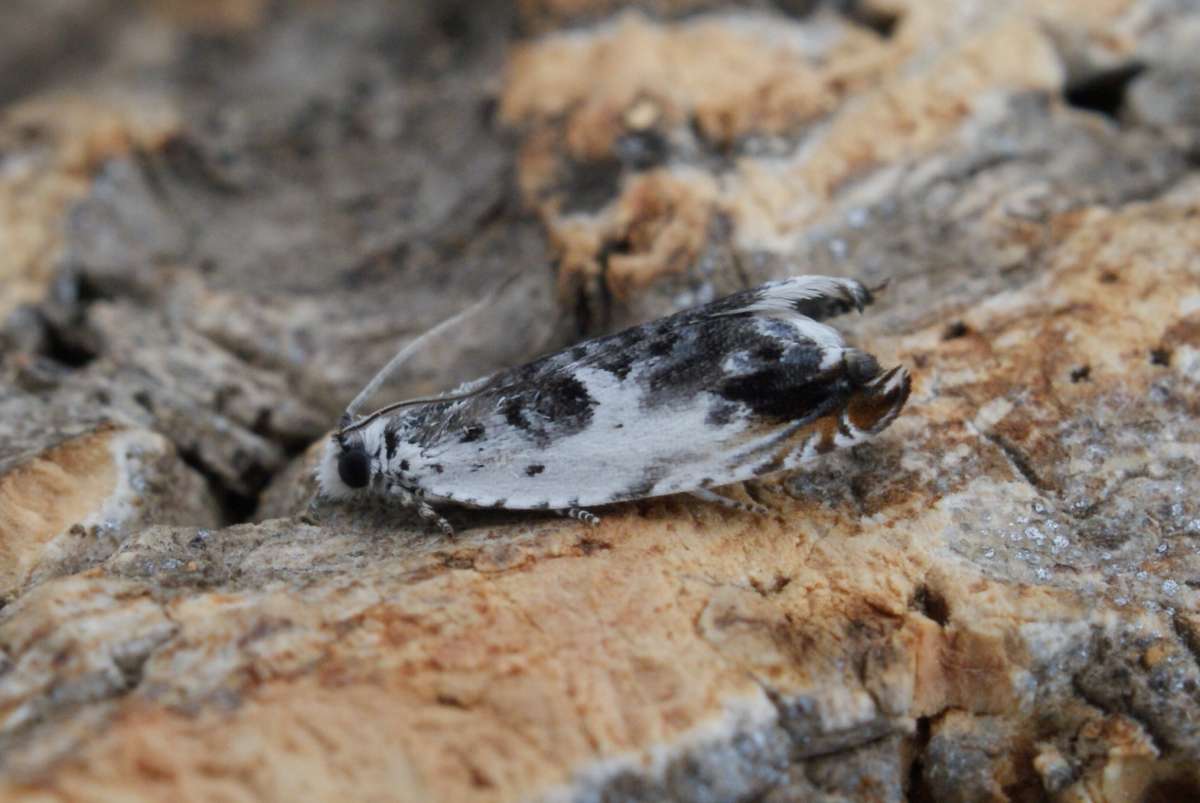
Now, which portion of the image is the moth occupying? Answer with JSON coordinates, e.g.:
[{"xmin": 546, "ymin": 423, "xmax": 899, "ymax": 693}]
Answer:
[{"xmin": 318, "ymin": 275, "xmax": 911, "ymax": 534}]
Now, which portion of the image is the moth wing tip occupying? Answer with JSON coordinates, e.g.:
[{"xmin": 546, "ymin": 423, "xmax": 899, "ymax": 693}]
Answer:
[
  {"xmin": 873, "ymin": 363, "xmax": 912, "ymax": 400},
  {"xmin": 847, "ymin": 362, "xmax": 912, "ymax": 434}
]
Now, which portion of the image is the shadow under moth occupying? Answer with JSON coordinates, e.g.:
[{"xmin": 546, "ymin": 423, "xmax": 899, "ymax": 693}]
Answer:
[{"xmin": 318, "ymin": 275, "xmax": 911, "ymax": 534}]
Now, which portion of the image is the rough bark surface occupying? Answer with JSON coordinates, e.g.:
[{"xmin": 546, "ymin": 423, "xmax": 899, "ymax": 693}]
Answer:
[{"xmin": 2, "ymin": 1, "xmax": 1199, "ymax": 802}]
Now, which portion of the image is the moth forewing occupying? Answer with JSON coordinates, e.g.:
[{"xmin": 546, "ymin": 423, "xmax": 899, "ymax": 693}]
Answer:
[{"xmin": 318, "ymin": 275, "xmax": 911, "ymax": 533}]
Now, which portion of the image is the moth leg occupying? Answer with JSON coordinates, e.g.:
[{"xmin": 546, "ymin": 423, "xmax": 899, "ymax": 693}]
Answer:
[
  {"xmin": 559, "ymin": 507, "xmax": 601, "ymax": 527},
  {"xmin": 416, "ymin": 502, "xmax": 455, "ymax": 537},
  {"xmin": 300, "ymin": 495, "xmax": 324, "ymax": 526},
  {"xmin": 390, "ymin": 485, "xmax": 455, "ymax": 536},
  {"xmin": 690, "ymin": 488, "xmax": 770, "ymax": 517}
]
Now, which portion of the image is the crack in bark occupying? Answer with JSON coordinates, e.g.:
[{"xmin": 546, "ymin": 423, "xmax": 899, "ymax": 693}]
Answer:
[
  {"xmin": 1171, "ymin": 615, "xmax": 1200, "ymax": 673},
  {"xmin": 980, "ymin": 429, "xmax": 1048, "ymax": 490}
]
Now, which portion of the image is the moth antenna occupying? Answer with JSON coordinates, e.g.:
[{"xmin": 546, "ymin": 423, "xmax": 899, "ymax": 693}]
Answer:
[
  {"xmin": 341, "ymin": 276, "xmax": 518, "ymax": 425},
  {"xmin": 339, "ymin": 385, "xmax": 501, "ymax": 436}
]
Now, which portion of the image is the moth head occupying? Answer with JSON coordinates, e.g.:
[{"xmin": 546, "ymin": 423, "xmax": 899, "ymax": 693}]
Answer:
[
  {"xmin": 338, "ymin": 445, "xmax": 371, "ymax": 489},
  {"xmin": 317, "ymin": 430, "xmax": 374, "ymax": 499}
]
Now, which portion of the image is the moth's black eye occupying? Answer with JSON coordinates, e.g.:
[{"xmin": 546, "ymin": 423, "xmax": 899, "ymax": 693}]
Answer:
[{"xmin": 338, "ymin": 448, "xmax": 371, "ymax": 489}]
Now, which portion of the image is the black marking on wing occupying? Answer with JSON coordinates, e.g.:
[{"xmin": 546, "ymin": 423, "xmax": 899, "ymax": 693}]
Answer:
[
  {"xmin": 648, "ymin": 330, "xmax": 679, "ymax": 357},
  {"xmin": 536, "ymin": 373, "xmax": 596, "ymax": 431},
  {"xmin": 593, "ymin": 351, "xmax": 635, "ymax": 380},
  {"xmin": 587, "ymin": 329, "xmax": 645, "ymax": 380},
  {"xmin": 787, "ymin": 287, "xmax": 872, "ymax": 321},
  {"xmin": 705, "ymin": 400, "xmax": 740, "ymax": 427},
  {"xmin": 525, "ymin": 464, "xmax": 545, "ymax": 476},
  {"xmin": 460, "ymin": 425, "xmax": 485, "ymax": 442},
  {"xmin": 384, "ymin": 427, "xmax": 399, "ymax": 460},
  {"xmin": 502, "ymin": 399, "xmax": 529, "ymax": 430},
  {"xmin": 719, "ymin": 367, "xmax": 849, "ymax": 423},
  {"xmin": 635, "ymin": 315, "xmax": 839, "ymax": 421},
  {"xmin": 410, "ymin": 365, "xmax": 599, "ymax": 449},
  {"xmin": 752, "ymin": 341, "xmax": 784, "ymax": 361}
]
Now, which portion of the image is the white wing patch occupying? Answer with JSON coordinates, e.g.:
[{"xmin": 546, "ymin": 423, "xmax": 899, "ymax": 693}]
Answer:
[
  {"xmin": 755, "ymin": 275, "xmax": 865, "ymax": 305},
  {"xmin": 415, "ymin": 367, "xmax": 762, "ymax": 509}
]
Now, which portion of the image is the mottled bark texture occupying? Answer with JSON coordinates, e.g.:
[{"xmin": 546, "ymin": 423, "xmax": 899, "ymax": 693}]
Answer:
[{"xmin": 2, "ymin": 1, "xmax": 1199, "ymax": 801}]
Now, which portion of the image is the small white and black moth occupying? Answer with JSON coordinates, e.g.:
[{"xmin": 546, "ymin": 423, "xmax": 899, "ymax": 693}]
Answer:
[{"xmin": 317, "ymin": 275, "xmax": 911, "ymax": 534}]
